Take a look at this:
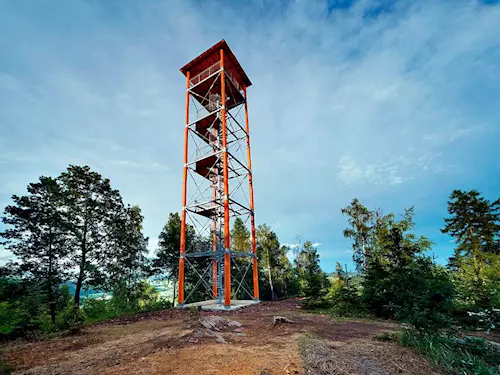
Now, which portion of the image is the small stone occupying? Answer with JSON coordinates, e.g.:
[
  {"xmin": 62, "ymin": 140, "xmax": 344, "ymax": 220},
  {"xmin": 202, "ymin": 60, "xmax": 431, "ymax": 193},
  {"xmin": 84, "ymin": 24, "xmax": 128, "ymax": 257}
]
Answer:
[
  {"xmin": 215, "ymin": 337, "xmax": 226, "ymax": 344},
  {"xmin": 233, "ymin": 328, "xmax": 243, "ymax": 333},
  {"xmin": 235, "ymin": 333, "xmax": 246, "ymax": 337}
]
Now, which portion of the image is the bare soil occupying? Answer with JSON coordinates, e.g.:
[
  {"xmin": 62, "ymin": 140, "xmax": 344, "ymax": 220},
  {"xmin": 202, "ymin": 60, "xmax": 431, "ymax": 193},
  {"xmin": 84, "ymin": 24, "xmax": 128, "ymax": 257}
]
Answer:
[{"xmin": 3, "ymin": 299, "xmax": 443, "ymax": 375}]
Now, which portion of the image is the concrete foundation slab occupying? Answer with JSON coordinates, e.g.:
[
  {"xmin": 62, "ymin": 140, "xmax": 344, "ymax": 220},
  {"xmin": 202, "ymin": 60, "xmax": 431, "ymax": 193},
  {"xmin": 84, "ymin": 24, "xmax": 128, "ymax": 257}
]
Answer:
[{"xmin": 178, "ymin": 299, "xmax": 259, "ymax": 311}]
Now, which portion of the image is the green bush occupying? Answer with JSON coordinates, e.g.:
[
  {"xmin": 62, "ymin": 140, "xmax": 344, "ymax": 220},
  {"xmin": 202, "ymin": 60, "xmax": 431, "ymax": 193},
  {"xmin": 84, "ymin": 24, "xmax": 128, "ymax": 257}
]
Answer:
[
  {"xmin": 363, "ymin": 257, "xmax": 454, "ymax": 332},
  {"xmin": 55, "ymin": 305, "xmax": 85, "ymax": 332},
  {"xmin": 302, "ymin": 296, "xmax": 332, "ymax": 310},
  {"xmin": 82, "ymin": 299, "xmax": 114, "ymax": 322}
]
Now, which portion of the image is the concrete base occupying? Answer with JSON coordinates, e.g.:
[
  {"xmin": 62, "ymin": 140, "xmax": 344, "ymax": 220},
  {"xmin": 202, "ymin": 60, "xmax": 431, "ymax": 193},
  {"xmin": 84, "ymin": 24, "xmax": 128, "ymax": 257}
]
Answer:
[{"xmin": 178, "ymin": 299, "xmax": 260, "ymax": 311}]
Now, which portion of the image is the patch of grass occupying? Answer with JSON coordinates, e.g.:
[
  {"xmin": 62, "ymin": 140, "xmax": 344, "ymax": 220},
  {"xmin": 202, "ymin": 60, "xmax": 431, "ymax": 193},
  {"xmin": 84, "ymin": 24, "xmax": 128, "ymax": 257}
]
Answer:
[
  {"xmin": 374, "ymin": 331, "xmax": 400, "ymax": 342},
  {"xmin": 400, "ymin": 330, "xmax": 500, "ymax": 375},
  {"xmin": 329, "ymin": 308, "xmax": 374, "ymax": 321}
]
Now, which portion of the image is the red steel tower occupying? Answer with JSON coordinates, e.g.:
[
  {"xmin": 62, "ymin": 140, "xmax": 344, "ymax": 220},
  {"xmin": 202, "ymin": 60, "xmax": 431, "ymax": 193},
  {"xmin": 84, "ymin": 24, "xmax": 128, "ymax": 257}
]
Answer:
[{"xmin": 177, "ymin": 40, "xmax": 259, "ymax": 309}]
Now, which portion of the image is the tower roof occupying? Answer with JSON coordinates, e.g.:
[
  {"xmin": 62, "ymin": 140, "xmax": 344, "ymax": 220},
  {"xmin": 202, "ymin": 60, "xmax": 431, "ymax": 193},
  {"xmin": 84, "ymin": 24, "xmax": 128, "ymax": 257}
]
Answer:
[{"xmin": 180, "ymin": 39, "xmax": 252, "ymax": 88}]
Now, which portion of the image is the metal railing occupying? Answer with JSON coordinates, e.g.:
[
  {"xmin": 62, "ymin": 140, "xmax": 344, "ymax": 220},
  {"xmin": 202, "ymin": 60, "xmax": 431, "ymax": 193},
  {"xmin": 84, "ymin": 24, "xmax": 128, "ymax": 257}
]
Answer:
[
  {"xmin": 190, "ymin": 61, "xmax": 221, "ymax": 86},
  {"xmin": 190, "ymin": 61, "xmax": 242, "ymax": 92}
]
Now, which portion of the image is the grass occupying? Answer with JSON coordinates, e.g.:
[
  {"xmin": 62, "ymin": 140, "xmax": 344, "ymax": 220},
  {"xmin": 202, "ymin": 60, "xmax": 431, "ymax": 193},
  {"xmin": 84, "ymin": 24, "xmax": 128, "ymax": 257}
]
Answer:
[
  {"xmin": 400, "ymin": 331, "xmax": 500, "ymax": 375},
  {"xmin": 374, "ymin": 331, "xmax": 400, "ymax": 342}
]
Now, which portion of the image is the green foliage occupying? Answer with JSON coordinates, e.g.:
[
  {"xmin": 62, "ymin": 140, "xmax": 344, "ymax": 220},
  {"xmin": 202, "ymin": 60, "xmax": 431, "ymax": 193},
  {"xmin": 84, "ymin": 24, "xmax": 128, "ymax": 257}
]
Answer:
[
  {"xmin": 325, "ymin": 262, "xmax": 366, "ymax": 317},
  {"xmin": 389, "ymin": 258, "xmax": 454, "ymax": 332},
  {"xmin": 341, "ymin": 198, "xmax": 373, "ymax": 270},
  {"xmin": 442, "ymin": 190, "xmax": 500, "ymax": 260},
  {"xmin": 82, "ymin": 281, "xmax": 171, "ymax": 323},
  {"xmin": 55, "ymin": 304, "xmax": 85, "ymax": 332},
  {"xmin": 153, "ymin": 213, "xmax": 206, "ymax": 304},
  {"xmin": 1, "ymin": 176, "xmax": 69, "ymax": 322},
  {"xmin": 59, "ymin": 165, "xmax": 127, "ymax": 307},
  {"xmin": 257, "ymin": 224, "xmax": 281, "ymax": 301},
  {"xmin": 452, "ymin": 252, "xmax": 500, "ymax": 312},
  {"xmin": 442, "ymin": 190, "xmax": 500, "ymax": 314},
  {"xmin": 295, "ymin": 241, "xmax": 324, "ymax": 298},
  {"xmin": 0, "ymin": 279, "xmax": 48, "ymax": 338},
  {"xmin": 231, "ymin": 218, "xmax": 250, "ymax": 252},
  {"xmin": 342, "ymin": 200, "xmax": 455, "ymax": 332},
  {"xmin": 302, "ymin": 296, "xmax": 332, "ymax": 310},
  {"xmin": 401, "ymin": 331, "xmax": 500, "ymax": 375}
]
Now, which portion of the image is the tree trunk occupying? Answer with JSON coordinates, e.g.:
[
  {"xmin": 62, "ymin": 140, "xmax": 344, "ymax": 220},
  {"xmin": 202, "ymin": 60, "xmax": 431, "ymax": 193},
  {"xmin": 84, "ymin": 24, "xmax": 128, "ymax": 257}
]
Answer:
[
  {"xmin": 74, "ymin": 264, "xmax": 84, "ymax": 308},
  {"xmin": 48, "ymin": 227, "xmax": 56, "ymax": 323},
  {"xmin": 74, "ymin": 228, "xmax": 87, "ymax": 308}
]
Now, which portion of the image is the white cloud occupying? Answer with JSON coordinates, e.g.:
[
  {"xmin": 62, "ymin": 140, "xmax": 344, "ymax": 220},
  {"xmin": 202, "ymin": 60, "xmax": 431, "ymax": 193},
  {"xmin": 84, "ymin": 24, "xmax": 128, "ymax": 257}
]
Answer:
[
  {"xmin": 1, "ymin": 0, "xmax": 499, "ymax": 271},
  {"xmin": 336, "ymin": 152, "xmax": 443, "ymax": 186}
]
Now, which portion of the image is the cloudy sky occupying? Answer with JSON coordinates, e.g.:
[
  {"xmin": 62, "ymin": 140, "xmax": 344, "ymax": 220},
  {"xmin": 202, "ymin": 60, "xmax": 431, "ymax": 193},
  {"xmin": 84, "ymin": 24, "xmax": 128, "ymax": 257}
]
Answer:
[{"xmin": 1, "ymin": 0, "xmax": 499, "ymax": 272}]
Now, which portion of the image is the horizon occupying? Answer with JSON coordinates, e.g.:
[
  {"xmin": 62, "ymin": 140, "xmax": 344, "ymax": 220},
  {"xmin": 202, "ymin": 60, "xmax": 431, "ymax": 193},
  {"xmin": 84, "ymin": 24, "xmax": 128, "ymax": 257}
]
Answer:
[{"xmin": 1, "ymin": 0, "xmax": 500, "ymax": 272}]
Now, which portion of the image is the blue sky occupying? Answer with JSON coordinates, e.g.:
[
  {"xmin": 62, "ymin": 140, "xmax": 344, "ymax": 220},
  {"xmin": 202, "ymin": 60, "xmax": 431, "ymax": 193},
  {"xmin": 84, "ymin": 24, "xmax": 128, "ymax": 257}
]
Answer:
[{"xmin": 1, "ymin": 0, "xmax": 499, "ymax": 272}]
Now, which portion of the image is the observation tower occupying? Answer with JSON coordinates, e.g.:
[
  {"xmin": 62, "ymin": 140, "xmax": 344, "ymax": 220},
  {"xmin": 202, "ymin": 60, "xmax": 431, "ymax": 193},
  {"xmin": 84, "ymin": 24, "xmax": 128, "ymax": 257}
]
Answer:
[{"xmin": 177, "ymin": 40, "xmax": 259, "ymax": 310}]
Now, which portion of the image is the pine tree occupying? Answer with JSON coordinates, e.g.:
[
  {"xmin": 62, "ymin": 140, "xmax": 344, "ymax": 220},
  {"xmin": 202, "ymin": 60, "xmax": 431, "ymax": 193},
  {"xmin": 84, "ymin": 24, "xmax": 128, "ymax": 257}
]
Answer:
[
  {"xmin": 59, "ymin": 165, "xmax": 124, "ymax": 307},
  {"xmin": 105, "ymin": 205, "xmax": 149, "ymax": 303},
  {"xmin": 442, "ymin": 190, "xmax": 500, "ymax": 309},
  {"xmin": 154, "ymin": 213, "xmax": 195, "ymax": 305},
  {"xmin": 442, "ymin": 190, "xmax": 500, "ymax": 260},
  {"xmin": 295, "ymin": 241, "xmax": 323, "ymax": 298},
  {"xmin": 1, "ymin": 176, "xmax": 69, "ymax": 322},
  {"xmin": 231, "ymin": 217, "xmax": 250, "ymax": 252}
]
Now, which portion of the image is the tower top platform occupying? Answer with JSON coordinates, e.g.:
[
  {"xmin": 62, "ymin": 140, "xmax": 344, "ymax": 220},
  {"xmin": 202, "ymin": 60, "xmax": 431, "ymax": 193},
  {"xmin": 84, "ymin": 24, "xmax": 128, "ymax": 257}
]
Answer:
[{"xmin": 180, "ymin": 39, "xmax": 252, "ymax": 89}]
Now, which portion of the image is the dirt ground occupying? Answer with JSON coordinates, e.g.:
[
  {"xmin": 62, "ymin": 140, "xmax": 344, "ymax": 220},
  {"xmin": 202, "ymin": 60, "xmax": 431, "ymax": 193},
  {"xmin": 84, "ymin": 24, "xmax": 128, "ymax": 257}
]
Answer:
[{"xmin": 3, "ymin": 299, "xmax": 443, "ymax": 375}]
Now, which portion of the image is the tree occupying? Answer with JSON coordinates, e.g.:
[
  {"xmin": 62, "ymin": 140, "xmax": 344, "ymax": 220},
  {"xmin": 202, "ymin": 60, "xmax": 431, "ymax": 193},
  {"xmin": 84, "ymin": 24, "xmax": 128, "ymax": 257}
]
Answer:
[
  {"xmin": 231, "ymin": 218, "xmax": 250, "ymax": 252},
  {"xmin": 361, "ymin": 207, "xmax": 432, "ymax": 317},
  {"xmin": 442, "ymin": 190, "xmax": 500, "ymax": 309},
  {"xmin": 256, "ymin": 224, "xmax": 281, "ymax": 301},
  {"xmin": 442, "ymin": 190, "xmax": 500, "ymax": 260},
  {"xmin": 59, "ymin": 165, "xmax": 124, "ymax": 307},
  {"xmin": 295, "ymin": 241, "xmax": 323, "ymax": 298},
  {"xmin": 105, "ymin": 205, "xmax": 150, "ymax": 305},
  {"xmin": 275, "ymin": 245, "xmax": 301, "ymax": 298},
  {"xmin": 328, "ymin": 262, "xmax": 360, "ymax": 315},
  {"xmin": 342, "ymin": 198, "xmax": 374, "ymax": 271},
  {"xmin": 1, "ymin": 176, "xmax": 69, "ymax": 322},
  {"xmin": 154, "ymin": 213, "xmax": 195, "ymax": 305}
]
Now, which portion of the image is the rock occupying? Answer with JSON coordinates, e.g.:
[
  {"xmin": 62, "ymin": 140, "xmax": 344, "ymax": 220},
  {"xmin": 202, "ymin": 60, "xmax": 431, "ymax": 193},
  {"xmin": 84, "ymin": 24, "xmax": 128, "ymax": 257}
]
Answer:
[
  {"xmin": 233, "ymin": 328, "xmax": 244, "ymax": 333},
  {"xmin": 199, "ymin": 315, "xmax": 243, "ymax": 331},
  {"xmin": 235, "ymin": 333, "xmax": 247, "ymax": 337},
  {"xmin": 215, "ymin": 336, "xmax": 226, "ymax": 344}
]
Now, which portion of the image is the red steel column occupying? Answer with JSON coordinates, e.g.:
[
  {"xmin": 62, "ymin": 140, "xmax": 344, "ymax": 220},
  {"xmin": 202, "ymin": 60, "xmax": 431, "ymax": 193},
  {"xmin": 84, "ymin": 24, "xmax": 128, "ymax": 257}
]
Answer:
[
  {"xmin": 178, "ymin": 71, "xmax": 190, "ymax": 305},
  {"xmin": 220, "ymin": 49, "xmax": 231, "ymax": 307},
  {"xmin": 243, "ymin": 86, "xmax": 259, "ymax": 300}
]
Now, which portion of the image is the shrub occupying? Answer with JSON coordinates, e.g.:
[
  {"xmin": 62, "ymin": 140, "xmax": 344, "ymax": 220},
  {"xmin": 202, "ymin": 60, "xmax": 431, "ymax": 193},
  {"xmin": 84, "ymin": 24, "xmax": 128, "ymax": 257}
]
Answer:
[
  {"xmin": 302, "ymin": 296, "xmax": 332, "ymax": 310},
  {"xmin": 82, "ymin": 299, "xmax": 114, "ymax": 322},
  {"xmin": 55, "ymin": 305, "xmax": 85, "ymax": 332}
]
